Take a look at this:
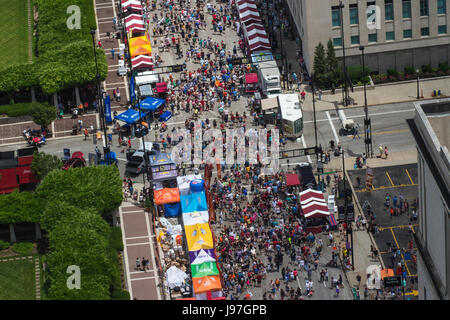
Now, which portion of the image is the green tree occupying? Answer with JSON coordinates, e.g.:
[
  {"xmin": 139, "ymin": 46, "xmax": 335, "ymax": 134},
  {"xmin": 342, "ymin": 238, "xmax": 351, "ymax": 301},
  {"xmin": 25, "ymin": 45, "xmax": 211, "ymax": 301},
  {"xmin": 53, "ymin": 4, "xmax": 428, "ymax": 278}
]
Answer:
[
  {"xmin": 326, "ymin": 39, "xmax": 340, "ymax": 89},
  {"xmin": 31, "ymin": 104, "xmax": 56, "ymax": 131},
  {"xmin": 313, "ymin": 42, "xmax": 327, "ymax": 88},
  {"xmin": 31, "ymin": 151, "xmax": 62, "ymax": 181}
]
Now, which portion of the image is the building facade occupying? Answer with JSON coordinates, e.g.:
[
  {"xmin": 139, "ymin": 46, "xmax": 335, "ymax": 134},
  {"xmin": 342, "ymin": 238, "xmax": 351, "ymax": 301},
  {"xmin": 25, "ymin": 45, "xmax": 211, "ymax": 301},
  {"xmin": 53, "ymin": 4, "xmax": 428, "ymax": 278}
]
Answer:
[
  {"xmin": 285, "ymin": 0, "xmax": 450, "ymax": 74},
  {"xmin": 407, "ymin": 99, "xmax": 450, "ymax": 300}
]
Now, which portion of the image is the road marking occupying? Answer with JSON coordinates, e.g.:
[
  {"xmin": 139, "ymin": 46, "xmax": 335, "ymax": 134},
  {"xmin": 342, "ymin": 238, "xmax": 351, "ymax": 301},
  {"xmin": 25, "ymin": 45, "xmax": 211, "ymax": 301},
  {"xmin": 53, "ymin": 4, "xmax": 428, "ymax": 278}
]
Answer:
[
  {"xmin": 390, "ymin": 228, "xmax": 412, "ymax": 276},
  {"xmin": 355, "ymin": 184, "xmax": 418, "ymax": 192},
  {"xmin": 326, "ymin": 111, "xmax": 339, "ymax": 144},
  {"xmin": 300, "ymin": 135, "xmax": 312, "ymax": 163},
  {"xmin": 130, "ymin": 276, "xmax": 157, "ymax": 281},
  {"xmin": 386, "ymin": 171, "xmax": 395, "ymax": 187},
  {"xmin": 126, "ymin": 242, "xmax": 151, "ymax": 246},
  {"xmin": 121, "ymin": 210, "xmax": 144, "ymax": 214},
  {"xmin": 405, "ymin": 169, "xmax": 414, "ymax": 184},
  {"xmin": 304, "ymin": 109, "xmax": 414, "ymax": 124},
  {"xmin": 126, "ymin": 236, "xmax": 149, "ymax": 240},
  {"xmin": 371, "ymin": 129, "xmax": 410, "ymax": 136},
  {"xmin": 378, "ymin": 224, "xmax": 418, "ymax": 231},
  {"xmin": 119, "ymin": 206, "xmax": 133, "ymax": 299}
]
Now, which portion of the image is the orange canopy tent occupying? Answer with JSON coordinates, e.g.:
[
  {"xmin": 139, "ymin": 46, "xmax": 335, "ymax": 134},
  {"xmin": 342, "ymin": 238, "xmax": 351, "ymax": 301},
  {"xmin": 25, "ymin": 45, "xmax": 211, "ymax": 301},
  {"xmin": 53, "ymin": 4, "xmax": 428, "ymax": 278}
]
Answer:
[
  {"xmin": 129, "ymin": 33, "xmax": 151, "ymax": 47},
  {"xmin": 380, "ymin": 269, "xmax": 394, "ymax": 279},
  {"xmin": 154, "ymin": 188, "xmax": 180, "ymax": 205},
  {"xmin": 192, "ymin": 275, "xmax": 222, "ymax": 294},
  {"xmin": 130, "ymin": 45, "xmax": 151, "ymax": 57}
]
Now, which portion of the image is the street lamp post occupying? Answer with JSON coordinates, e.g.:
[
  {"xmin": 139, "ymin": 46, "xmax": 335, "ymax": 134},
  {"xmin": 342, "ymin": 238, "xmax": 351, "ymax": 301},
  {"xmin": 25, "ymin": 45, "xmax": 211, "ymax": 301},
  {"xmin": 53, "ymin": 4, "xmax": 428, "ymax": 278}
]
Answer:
[
  {"xmin": 90, "ymin": 27, "xmax": 110, "ymax": 164},
  {"xmin": 416, "ymin": 69, "xmax": 420, "ymax": 99},
  {"xmin": 342, "ymin": 149, "xmax": 354, "ymax": 270},
  {"xmin": 135, "ymin": 86, "xmax": 150, "ymax": 187},
  {"xmin": 338, "ymin": 1, "xmax": 350, "ymax": 106},
  {"xmin": 359, "ymin": 46, "xmax": 373, "ymax": 158}
]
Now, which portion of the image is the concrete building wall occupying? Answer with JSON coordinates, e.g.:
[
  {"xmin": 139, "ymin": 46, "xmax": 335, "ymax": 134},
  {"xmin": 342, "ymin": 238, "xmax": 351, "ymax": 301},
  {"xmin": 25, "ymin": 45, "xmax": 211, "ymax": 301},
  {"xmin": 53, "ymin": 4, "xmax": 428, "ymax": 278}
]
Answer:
[
  {"xmin": 286, "ymin": 0, "xmax": 450, "ymax": 74},
  {"xmin": 412, "ymin": 99, "xmax": 450, "ymax": 300}
]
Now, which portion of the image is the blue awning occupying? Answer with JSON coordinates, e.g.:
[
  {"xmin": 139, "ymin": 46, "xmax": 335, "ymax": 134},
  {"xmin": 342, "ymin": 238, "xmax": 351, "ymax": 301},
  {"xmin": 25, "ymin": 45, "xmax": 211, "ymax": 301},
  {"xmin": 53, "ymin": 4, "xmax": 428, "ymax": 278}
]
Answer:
[
  {"xmin": 138, "ymin": 96, "xmax": 165, "ymax": 112},
  {"xmin": 114, "ymin": 108, "xmax": 148, "ymax": 124}
]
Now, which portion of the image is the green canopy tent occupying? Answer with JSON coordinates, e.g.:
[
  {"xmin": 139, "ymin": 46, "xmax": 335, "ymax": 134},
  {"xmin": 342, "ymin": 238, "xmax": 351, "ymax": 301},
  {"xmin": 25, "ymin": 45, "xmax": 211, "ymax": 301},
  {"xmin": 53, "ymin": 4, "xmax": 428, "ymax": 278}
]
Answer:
[{"xmin": 191, "ymin": 261, "xmax": 219, "ymax": 279}]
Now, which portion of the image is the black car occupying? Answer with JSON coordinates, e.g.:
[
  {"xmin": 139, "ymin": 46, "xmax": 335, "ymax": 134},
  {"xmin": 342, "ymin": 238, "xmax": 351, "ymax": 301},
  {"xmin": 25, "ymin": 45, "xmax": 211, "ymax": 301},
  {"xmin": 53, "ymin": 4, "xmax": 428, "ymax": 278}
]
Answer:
[{"xmin": 296, "ymin": 163, "xmax": 317, "ymax": 190}]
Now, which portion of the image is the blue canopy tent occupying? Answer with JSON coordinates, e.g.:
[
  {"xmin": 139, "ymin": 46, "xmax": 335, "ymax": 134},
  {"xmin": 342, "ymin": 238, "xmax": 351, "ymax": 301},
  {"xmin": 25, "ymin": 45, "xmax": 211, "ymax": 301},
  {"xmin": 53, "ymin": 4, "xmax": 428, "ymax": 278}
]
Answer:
[
  {"xmin": 138, "ymin": 97, "xmax": 165, "ymax": 112},
  {"xmin": 114, "ymin": 108, "xmax": 148, "ymax": 124},
  {"xmin": 180, "ymin": 191, "xmax": 208, "ymax": 213},
  {"xmin": 164, "ymin": 202, "xmax": 182, "ymax": 217}
]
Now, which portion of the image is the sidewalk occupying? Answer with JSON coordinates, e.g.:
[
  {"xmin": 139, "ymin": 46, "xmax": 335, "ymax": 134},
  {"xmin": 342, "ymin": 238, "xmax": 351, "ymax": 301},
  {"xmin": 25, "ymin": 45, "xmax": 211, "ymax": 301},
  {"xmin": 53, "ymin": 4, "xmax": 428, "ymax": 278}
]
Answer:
[{"xmin": 300, "ymin": 76, "xmax": 450, "ymax": 113}]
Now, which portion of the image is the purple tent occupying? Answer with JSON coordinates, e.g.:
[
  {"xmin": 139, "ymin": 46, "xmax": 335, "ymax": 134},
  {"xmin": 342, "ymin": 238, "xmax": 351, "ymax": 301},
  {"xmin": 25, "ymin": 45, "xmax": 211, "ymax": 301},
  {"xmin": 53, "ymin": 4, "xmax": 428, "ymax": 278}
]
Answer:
[{"xmin": 189, "ymin": 248, "xmax": 216, "ymax": 264}]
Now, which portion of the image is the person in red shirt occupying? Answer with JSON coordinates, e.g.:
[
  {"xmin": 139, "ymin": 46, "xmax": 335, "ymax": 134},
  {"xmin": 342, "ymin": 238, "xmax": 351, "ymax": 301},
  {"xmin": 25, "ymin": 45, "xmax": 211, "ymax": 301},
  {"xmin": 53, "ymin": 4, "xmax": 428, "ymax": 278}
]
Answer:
[{"xmin": 97, "ymin": 40, "xmax": 102, "ymax": 48}]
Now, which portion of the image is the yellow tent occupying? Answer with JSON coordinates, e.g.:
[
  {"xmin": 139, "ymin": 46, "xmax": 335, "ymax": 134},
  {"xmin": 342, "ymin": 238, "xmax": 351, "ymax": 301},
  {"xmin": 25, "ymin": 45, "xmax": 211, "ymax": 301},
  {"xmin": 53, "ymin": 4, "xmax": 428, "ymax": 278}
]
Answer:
[
  {"xmin": 129, "ymin": 33, "xmax": 152, "ymax": 57},
  {"xmin": 185, "ymin": 223, "xmax": 214, "ymax": 251}
]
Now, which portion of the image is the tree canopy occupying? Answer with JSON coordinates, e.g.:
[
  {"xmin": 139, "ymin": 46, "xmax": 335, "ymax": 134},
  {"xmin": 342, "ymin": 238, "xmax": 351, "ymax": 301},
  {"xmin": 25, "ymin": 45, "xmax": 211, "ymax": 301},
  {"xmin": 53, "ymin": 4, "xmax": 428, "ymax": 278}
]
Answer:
[{"xmin": 31, "ymin": 151, "xmax": 63, "ymax": 181}]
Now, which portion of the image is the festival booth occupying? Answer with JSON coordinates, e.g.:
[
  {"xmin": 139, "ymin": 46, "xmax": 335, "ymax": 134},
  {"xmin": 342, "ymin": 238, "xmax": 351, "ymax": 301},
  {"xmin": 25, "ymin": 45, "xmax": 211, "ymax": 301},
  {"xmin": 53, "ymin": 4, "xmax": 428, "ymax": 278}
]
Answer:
[
  {"xmin": 182, "ymin": 210, "xmax": 210, "ymax": 226},
  {"xmin": 125, "ymin": 14, "xmax": 145, "ymax": 36},
  {"xmin": 180, "ymin": 191, "xmax": 208, "ymax": 213},
  {"xmin": 132, "ymin": 55, "xmax": 153, "ymax": 70},
  {"xmin": 121, "ymin": 0, "xmax": 143, "ymax": 14},
  {"xmin": 154, "ymin": 188, "xmax": 181, "ymax": 206},
  {"xmin": 184, "ymin": 223, "xmax": 214, "ymax": 251},
  {"xmin": 137, "ymin": 96, "xmax": 165, "ymax": 124},
  {"xmin": 114, "ymin": 108, "xmax": 149, "ymax": 134},
  {"xmin": 300, "ymin": 189, "xmax": 330, "ymax": 233},
  {"xmin": 149, "ymin": 152, "xmax": 177, "ymax": 188},
  {"xmin": 177, "ymin": 175, "xmax": 202, "ymax": 195},
  {"xmin": 245, "ymin": 73, "xmax": 258, "ymax": 93},
  {"xmin": 189, "ymin": 248, "xmax": 216, "ymax": 265}
]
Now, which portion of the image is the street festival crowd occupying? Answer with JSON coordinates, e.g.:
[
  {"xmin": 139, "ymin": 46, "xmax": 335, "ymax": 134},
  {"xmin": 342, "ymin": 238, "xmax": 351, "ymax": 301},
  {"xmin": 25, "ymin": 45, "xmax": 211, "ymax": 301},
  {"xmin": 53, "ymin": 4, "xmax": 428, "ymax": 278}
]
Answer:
[{"xmin": 116, "ymin": 0, "xmax": 419, "ymax": 300}]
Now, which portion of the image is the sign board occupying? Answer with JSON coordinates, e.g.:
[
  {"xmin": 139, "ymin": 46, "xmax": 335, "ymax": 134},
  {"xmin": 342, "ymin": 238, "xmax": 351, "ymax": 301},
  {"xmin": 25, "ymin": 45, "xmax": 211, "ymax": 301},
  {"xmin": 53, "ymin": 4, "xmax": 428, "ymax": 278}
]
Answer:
[
  {"xmin": 383, "ymin": 276, "xmax": 401, "ymax": 287},
  {"xmin": 365, "ymin": 166, "xmax": 374, "ymax": 191}
]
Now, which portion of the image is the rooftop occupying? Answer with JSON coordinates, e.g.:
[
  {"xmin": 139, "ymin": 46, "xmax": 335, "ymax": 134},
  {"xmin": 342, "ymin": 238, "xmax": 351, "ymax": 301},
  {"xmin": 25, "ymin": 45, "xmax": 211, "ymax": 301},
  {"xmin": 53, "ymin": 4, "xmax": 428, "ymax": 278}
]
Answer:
[{"xmin": 427, "ymin": 114, "xmax": 450, "ymax": 152}]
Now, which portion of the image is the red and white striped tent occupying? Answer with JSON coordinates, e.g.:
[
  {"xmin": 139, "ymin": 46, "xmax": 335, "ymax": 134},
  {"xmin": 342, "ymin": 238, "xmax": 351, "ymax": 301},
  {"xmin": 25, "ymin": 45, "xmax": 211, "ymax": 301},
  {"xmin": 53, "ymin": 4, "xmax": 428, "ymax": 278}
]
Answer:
[
  {"xmin": 125, "ymin": 14, "xmax": 145, "ymax": 33},
  {"xmin": 300, "ymin": 189, "xmax": 330, "ymax": 218},
  {"xmin": 237, "ymin": 0, "xmax": 257, "ymax": 7},
  {"xmin": 245, "ymin": 24, "xmax": 267, "ymax": 39},
  {"xmin": 238, "ymin": 1, "xmax": 257, "ymax": 12},
  {"xmin": 239, "ymin": 5, "xmax": 259, "ymax": 16},
  {"xmin": 241, "ymin": 13, "xmax": 262, "ymax": 26},
  {"xmin": 249, "ymin": 40, "xmax": 271, "ymax": 53},
  {"xmin": 121, "ymin": 0, "xmax": 143, "ymax": 12},
  {"xmin": 131, "ymin": 55, "xmax": 153, "ymax": 70},
  {"xmin": 248, "ymin": 33, "xmax": 270, "ymax": 45}
]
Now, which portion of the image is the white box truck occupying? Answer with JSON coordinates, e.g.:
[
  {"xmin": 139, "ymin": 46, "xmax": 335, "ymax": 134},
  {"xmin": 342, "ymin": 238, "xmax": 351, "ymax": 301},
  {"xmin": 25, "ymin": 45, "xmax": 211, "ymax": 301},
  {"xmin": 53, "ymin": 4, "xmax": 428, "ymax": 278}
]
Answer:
[{"xmin": 257, "ymin": 59, "xmax": 282, "ymax": 98}]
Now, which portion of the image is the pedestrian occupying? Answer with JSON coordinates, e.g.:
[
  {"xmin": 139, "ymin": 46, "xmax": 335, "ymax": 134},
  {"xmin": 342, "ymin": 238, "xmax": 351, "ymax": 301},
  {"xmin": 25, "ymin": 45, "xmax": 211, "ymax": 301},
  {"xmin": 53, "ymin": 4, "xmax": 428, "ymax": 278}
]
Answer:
[
  {"xmin": 116, "ymin": 88, "xmax": 121, "ymax": 102},
  {"xmin": 111, "ymin": 48, "xmax": 115, "ymax": 60},
  {"xmin": 300, "ymin": 90, "xmax": 306, "ymax": 101},
  {"xmin": 384, "ymin": 146, "xmax": 389, "ymax": 159},
  {"xmin": 335, "ymin": 284, "xmax": 340, "ymax": 296},
  {"xmin": 353, "ymin": 123, "xmax": 360, "ymax": 139},
  {"xmin": 379, "ymin": 145, "xmax": 383, "ymax": 158},
  {"xmin": 135, "ymin": 257, "xmax": 140, "ymax": 270},
  {"xmin": 84, "ymin": 128, "xmax": 89, "ymax": 140}
]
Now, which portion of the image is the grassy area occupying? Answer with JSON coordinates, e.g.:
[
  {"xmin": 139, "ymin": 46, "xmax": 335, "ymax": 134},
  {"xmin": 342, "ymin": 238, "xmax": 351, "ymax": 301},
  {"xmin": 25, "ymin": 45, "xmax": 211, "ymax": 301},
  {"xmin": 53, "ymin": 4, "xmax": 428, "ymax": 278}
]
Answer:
[
  {"xmin": 0, "ymin": 258, "xmax": 36, "ymax": 300},
  {"xmin": 0, "ymin": 0, "xmax": 31, "ymax": 69}
]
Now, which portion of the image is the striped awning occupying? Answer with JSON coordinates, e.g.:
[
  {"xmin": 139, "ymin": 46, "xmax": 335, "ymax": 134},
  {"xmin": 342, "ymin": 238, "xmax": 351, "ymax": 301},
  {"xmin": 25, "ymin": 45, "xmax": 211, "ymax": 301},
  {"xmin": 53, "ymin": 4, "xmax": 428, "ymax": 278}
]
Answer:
[
  {"xmin": 121, "ymin": 0, "xmax": 142, "ymax": 11},
  {"xmin": 131, "ymin": 55, "xmax": 153, "ymax": 69},
  {"xmin": 300, "ymin": 189, "xmax": 330, "ymax": 218}
]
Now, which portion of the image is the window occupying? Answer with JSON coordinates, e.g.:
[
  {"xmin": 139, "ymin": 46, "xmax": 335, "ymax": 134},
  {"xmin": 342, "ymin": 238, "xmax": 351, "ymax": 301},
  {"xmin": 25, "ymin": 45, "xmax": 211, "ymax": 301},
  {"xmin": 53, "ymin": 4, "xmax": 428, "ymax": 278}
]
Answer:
[
  {"xmin": 333, "ymin": 37, "xmax": 343, "ymax": 47},
  {"xmin": 385, "ymin": 0, "xmax": 394, "ymax": 20},
  {"xmin": 420, "ymin": 0, "xmax": 429, "ymax": 16},
  {"xmin": 368, "ymin": 32, "xmax": 377, "ymax": 43},
  {"xmin": 349, "ymin": 4, "xmax": 359, "ymax": 24},
  {"xmin": 402, "ymin": 0, "xmax": 411, "ymax": 18},
  {"xmin": 403, "ymin": 29, "xmax": 412, "ymax": 38},
  {"xmin": 386, "ymin": 31, "xmax": 395, "ymax": 40},
  {"xmin": 332, "ymin": 6, "xmax": 341, "ymax": 27},
  {"xmin": 421, "ymin": 27, "xmax": 429, "ymax": 36},
  {"xmin": 351, "ymin": 35, "xmax": 360, "ymax": 45},
  {"xmin": 438, "ymin": 25, "xmax": 447, "ymax": 34},
  {"xmin": 437, "ymin": 0, "xmax": 446, "ymax": 14}
]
